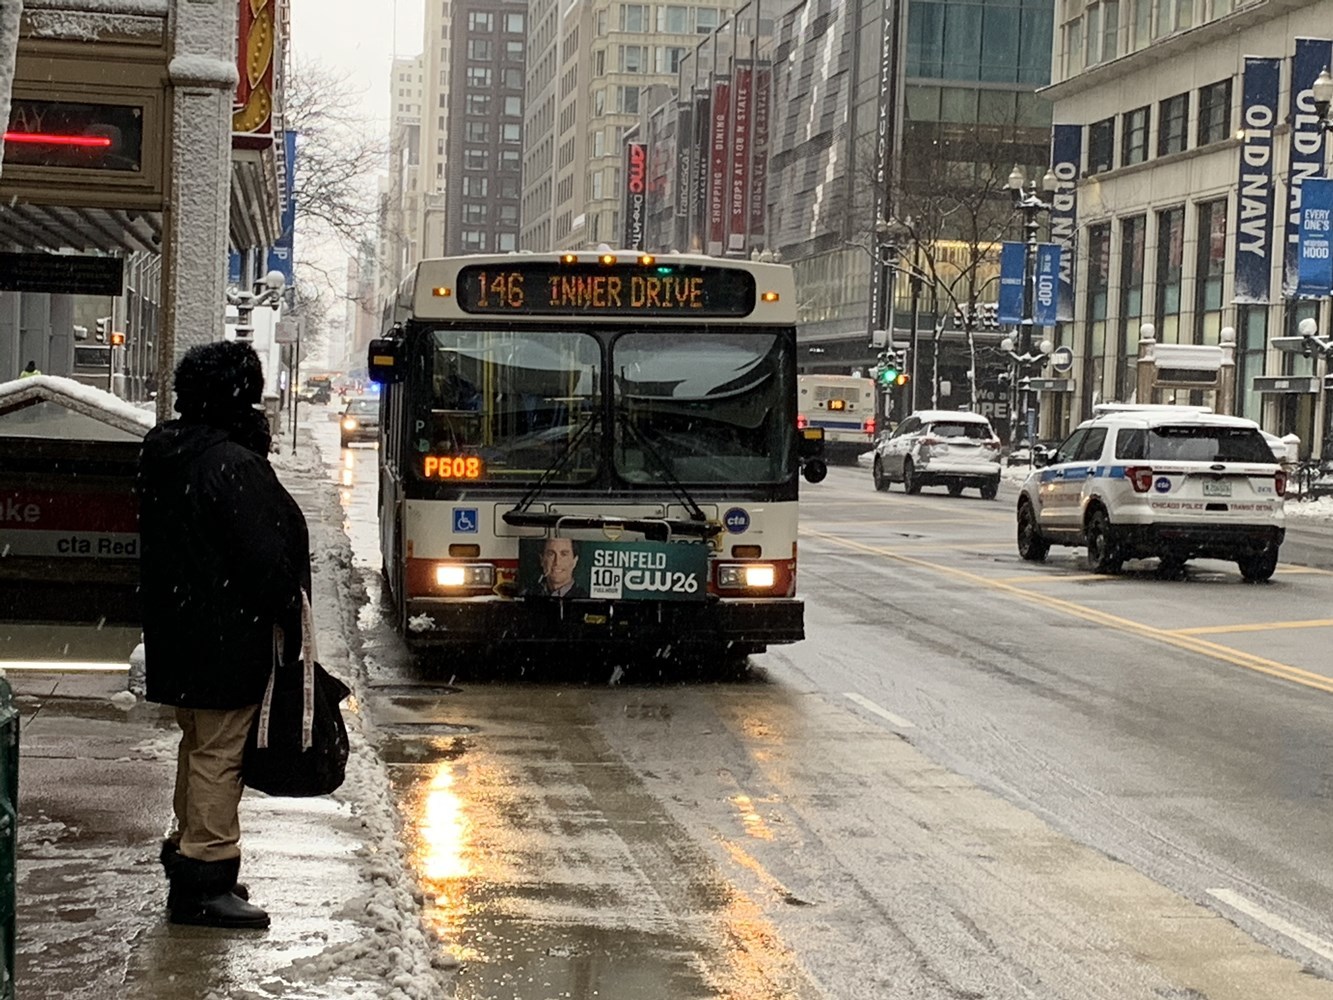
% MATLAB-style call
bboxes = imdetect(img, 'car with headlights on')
[340,396,380,448]
[1015,405,1285,580]
[872,410,1001,498]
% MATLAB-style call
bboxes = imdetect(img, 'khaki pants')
[171,705,259,863]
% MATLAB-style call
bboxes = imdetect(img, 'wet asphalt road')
[322,414,1333,1000]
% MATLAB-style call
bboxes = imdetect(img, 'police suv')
[1015,405,1285,581]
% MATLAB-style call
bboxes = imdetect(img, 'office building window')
[620,4,648,31]
[505,13,524,33]
[620,45,644,73]
[465,122,490,142]
[1154,205,1185,343]
[502,123,521,143]
[1122,106,1149,166]
[468,39,492,61]
[696,8,719,33]
[501,150,521,169]
[467,67,492,87]
[463,176,489,198]
[462,230,486,251]
[1088,118,1114,174]
[504,96,522,117]
[467,12,493,32]
[1158,93,1188,155]
[619,86,640,113]
[1118,215,1146,399]
[1085,223,1112,404]
[466,94,490,115]
[465,147,488,170]
[497,232,517,252]
[1195,199,1227,343]
[1197,78,1231,146]
[658,5,689,32]
[463,203,488,224]
[504,68,523,89]
[507,40,523,58]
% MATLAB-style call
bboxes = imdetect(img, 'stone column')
[157,0,238,421]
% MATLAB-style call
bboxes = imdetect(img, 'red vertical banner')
[749,62,771,244]
[727,63,753,256]
[708,78,731,257]
[622,141,647,250]
[233,0,276,147]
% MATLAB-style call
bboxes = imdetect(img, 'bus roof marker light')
[432,286,452,297]
[599,253,617,266]
[761,291,781,303]
[638,254,656,266]
[561,253,578,264]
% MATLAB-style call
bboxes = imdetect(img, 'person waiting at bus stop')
[138,340,311,930]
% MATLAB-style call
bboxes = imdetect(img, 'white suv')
[1015,406,1285,581]
[873,410,1002,499]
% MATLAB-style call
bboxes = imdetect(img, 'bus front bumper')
[403,596,805,649]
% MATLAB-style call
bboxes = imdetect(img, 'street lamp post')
[1006,165,1059,446]
[998,335,1055,456]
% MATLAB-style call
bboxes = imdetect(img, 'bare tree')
[284,59,386,256]
[846,115,1050,408]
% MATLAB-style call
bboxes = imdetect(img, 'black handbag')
[243,591,351,797]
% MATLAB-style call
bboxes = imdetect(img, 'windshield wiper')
[614,407,709,525]
[509,409,601,515]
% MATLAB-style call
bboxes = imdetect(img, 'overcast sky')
[291,0,425,130]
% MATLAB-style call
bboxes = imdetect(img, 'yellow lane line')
[1170,619,1333,636]
[988,574,1111,585]
[802,527,1333,697]
[1274,565,1333,576]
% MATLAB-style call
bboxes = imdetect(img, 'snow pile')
[0,374,155,436]
[25,10,163,40]
[1285,496,1333,522]
[26,0,168,12]
[282,438,456,998]
[271,445,324,477]
[168,54,239,87]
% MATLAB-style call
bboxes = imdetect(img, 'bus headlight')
[718,564,777,590]
[435,563,496,588]
[342,418,358,430]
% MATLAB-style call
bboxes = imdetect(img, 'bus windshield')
[613,332,793,485]
[417,329,602,483]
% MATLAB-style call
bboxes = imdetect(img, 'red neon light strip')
[3,131,112,148]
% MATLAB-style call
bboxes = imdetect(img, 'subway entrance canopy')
[0,4,282,257]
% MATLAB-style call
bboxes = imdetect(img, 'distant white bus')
[797,374,875,462]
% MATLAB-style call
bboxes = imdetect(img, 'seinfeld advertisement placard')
[518,537,708,601]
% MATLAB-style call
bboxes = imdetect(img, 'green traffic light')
[879,367,899,385]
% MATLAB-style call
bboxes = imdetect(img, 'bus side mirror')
[803,458,828,484]
[367,338,405,384]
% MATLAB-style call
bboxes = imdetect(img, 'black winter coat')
[138,420,311,709]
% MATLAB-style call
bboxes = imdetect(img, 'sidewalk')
[13,428,453,999]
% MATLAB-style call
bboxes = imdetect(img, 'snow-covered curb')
[282,436,456,998]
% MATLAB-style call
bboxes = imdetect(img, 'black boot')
[160,839,249,900]
[167,856,269,930]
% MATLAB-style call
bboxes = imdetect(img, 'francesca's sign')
[0,488,138,559]
[518,538,708,602]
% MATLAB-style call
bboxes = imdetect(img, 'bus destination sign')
[455,263,756,317]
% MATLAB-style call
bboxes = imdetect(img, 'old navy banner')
[1297,177,1333,297]
[622,141,648,250]
[1235,56,1280,303]
[1284,37,1333,296]
[997,242,1026,325]
[1033,243,1061,327]
[1048,125,1081,322]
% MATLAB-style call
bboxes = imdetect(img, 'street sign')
[1269,337,1308,353]
[1025,378,1073,392]
[1049,345,1074,373]
[998,242,1025,324]
[1253,375,1319,394]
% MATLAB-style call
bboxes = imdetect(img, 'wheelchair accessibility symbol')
[452,507,479,533]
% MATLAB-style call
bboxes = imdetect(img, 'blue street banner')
[227,252,243,285]
[1049,124,1081,321]
[1297,177,1333,297]
[1033,243,1061,327]
[1284,37,1333,296]
[1234,56,1280,303]
[997,241,1026,325]
[266,130,297,286]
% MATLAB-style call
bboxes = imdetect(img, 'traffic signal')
[875,354,900,386]
[893,372,910,387]
[109,331,125,346]
[94,317,110,343]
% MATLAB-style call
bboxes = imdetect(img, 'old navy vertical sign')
[997,242,1026,325]
[1033,244,1061,327]
[1297,177,1333,297]
[1235,56,1280,304]
[1049,125,1081,322]
[1284,37,1333,296]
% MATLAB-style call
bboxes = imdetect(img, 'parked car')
[340,396,380,448]
[872,410,1002,499]
[1015,404,1285,581]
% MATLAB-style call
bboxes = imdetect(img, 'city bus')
[797,374,875,463]
[367,251,823,661]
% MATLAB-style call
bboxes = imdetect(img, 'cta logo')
[723,507,750,534]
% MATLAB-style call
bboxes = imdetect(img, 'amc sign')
[622,141,647,251]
